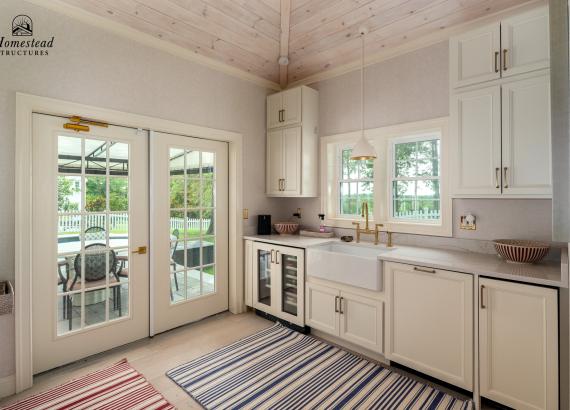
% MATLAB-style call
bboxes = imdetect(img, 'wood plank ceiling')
[59,0,535,88]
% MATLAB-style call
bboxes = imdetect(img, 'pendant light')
[350,27,377,161]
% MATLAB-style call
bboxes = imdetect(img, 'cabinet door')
[281,88,302,126]
[450,23,501,88]
[339,291,383,353]
[252,242,277,315]
[386,262,473,390]
[501,7,549,78]
[275,245,304,326]
[501,75,551,196]
[266,129,283,195]
[267,93,282,129]
[306,282,339,336]
[451,85,502,196]
[479,278,558,410]
[281,127,302,196]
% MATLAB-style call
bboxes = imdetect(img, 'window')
[338,147,374,217]
[390,134,441,222]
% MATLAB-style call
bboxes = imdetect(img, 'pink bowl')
[494,239,550,264]
[274,222,299,235]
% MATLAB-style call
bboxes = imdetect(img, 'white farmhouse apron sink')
[306,242,393,291]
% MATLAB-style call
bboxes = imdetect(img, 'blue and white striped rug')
[167,323,474,409]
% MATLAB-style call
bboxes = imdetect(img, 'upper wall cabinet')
[266,86,319,197]
[450,6,549,89]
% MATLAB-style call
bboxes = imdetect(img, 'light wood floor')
[0,311,272,409]
[0,311,499,409]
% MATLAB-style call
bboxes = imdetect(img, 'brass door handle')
[494,51,499,73]
[480,285,486,309]
[503,167,509,189]
[132,246,147,255]
[503,49,508,71]
[495,167,500,189]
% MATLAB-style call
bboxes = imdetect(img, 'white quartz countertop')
[244,234,569,288]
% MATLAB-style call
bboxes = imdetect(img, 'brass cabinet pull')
[480,285,486,309]
[275,250,280,264]
[413,266,436,274]
[334,296,339,313]
[495,167,500,189]
[503,167,509,189]
[503,49,508,71]
[270,249,275,263]
[494,51,500,73]
[278,109,282,122]
[339,297,344,314]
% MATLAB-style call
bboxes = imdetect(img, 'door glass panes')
[57,135,130,336]
[282,255,298,316]
[169,148,217,304]
[258,250,271,307]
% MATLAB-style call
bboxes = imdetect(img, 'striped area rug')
[3,359,174,410]
[167,324,473,409]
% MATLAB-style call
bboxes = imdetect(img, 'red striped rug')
[2,359,174,410]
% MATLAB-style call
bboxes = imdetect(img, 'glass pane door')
[281,254,298,316]
[57,136,130,335]
[257,250,272,306]
[169,148,217,303]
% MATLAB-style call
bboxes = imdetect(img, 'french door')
[151,131,229,334]
[32,114,149,374]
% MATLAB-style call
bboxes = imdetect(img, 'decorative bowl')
[274,222,299,235]
[494,239,550,264]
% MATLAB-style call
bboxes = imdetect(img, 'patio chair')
[65,244,119,331]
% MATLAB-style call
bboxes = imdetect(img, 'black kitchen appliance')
[257,215,272,235]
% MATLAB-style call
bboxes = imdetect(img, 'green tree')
[58,177,79,212]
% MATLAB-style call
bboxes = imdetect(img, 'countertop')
[244,234,569,288]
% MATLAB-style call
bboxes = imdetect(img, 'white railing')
[393,209,440,220]
[58,214,212,233]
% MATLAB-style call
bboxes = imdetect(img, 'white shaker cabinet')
[451,72,551,197]
[501,75,551,195]
[451,85,502,196]
[479,278,558,410]
[305,281,383,354]
[385,262,473,390]
[266,86,318,197]
[450,23,501,88]
[501,7,550,78]
[450,6,549,89]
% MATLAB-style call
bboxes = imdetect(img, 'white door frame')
[14,92,245,392]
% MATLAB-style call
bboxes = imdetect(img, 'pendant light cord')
[361,33,364,138]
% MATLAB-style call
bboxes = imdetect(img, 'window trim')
[388,132,442,225]
[320,117,451,237]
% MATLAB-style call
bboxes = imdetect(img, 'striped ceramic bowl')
[494,239,550,264]
[274,222,299,235]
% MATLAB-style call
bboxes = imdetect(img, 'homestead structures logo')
[12,15,32,36]
[1,15,55,56]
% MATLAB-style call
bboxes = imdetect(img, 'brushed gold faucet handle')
[352,222,361,229]
[375,223,384,229]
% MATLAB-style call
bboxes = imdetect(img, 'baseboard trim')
[0,375,16,399]
[310,329,389,365]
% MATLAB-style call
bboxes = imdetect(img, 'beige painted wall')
[0,0,280,282]
[280,42,554,244]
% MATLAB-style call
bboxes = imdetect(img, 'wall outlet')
[460,213,476,230]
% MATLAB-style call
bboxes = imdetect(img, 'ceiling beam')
[280,0,291,88]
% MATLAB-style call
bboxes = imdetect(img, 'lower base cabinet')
[479,278,558,410]
[306,281,383,354]
[385,262,474,391]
